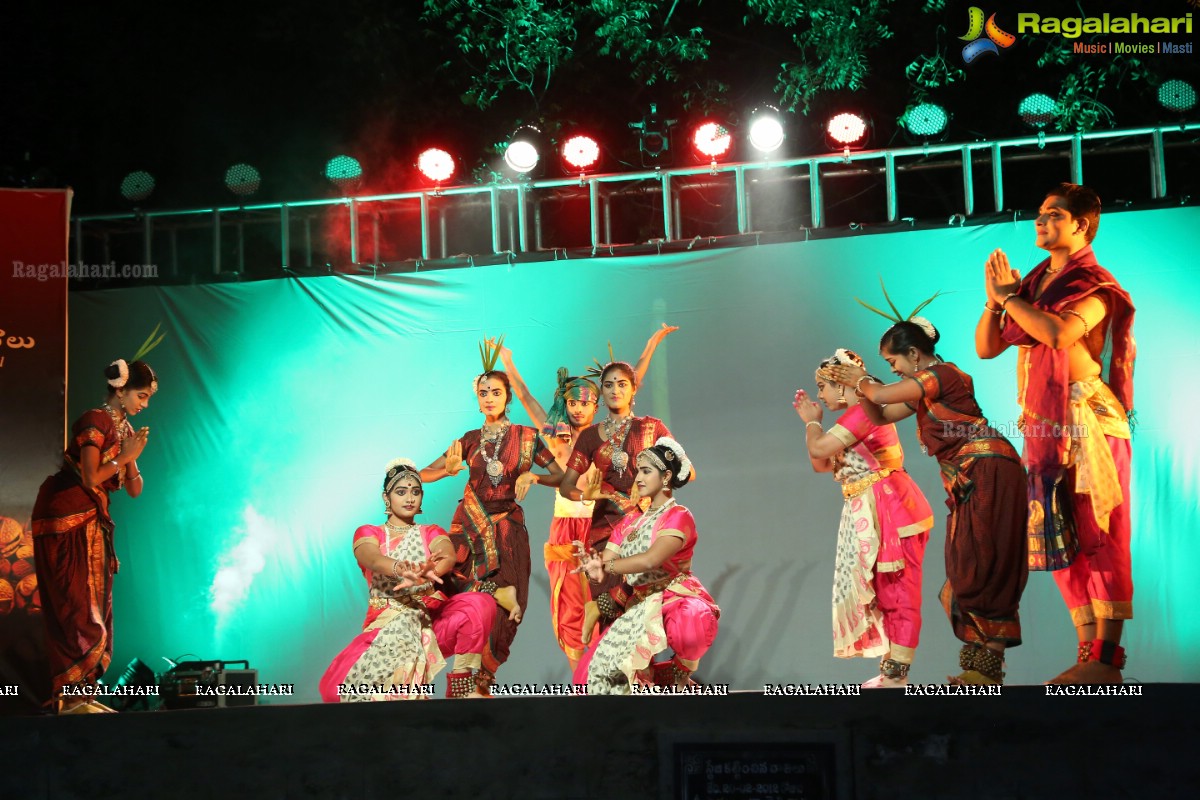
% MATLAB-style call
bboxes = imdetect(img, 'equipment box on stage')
[160,660,258,710]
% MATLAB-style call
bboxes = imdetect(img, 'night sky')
[2,1,1196,217]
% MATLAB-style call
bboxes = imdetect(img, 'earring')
[384,503,391,516]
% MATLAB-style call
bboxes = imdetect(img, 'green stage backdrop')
[62,207,1200,699]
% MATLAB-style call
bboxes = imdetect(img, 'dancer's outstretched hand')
[827,363,865,387]
[514,471,538,501]
[582,468,612,502]
[985,248,1022,304]
[443,441,464,475]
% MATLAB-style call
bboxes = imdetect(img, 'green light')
[120,170,155,203]
[903,103,949,138]
[1158,79,1196,113]
[324,155,363,194]
[225,163,261,197]
[1018,94,1058,129]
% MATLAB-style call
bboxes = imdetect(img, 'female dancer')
[319,460,494,700]
[31,356,156,714]
[577,438,719,694]
[794,348,934,687]
[498,325,677,670]
[829,319,1028,685]
[558,358,672,642]
[420,344,565,690]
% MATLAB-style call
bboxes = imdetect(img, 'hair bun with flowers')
[106,359,130,388]
[654,436,692,481]
[909,316,939,342]
[386,458,418,473]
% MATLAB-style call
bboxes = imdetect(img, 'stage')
[0,686,1193,799]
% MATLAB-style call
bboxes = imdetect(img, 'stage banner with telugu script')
[0,187,71,713]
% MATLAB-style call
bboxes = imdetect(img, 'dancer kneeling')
[794,349,934,687]
[319,460,494,701]
[576,438,719,694]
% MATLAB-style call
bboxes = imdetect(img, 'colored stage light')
[691,122,732,161]
[1018,93,1059,129]
[629,103,677,166]
[225,163,261,197]
[1158,79,1197,113]
[417,148,456,183]
[902,103,949,138]
[504,126,542,174]
[120,170,155,203]
[748,107,785,154]
[826,113,869,147]
[325,155,363,193]
[561,134,600,173]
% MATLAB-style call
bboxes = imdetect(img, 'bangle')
[604,559,618,575]
[985,302,1003,315]
[129,471,142,480]
[855,375,875,392]
[391,560,403,579]
[1000,292,1019,309]
[805,421,822,431]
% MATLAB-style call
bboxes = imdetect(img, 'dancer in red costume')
[420,339,564,691]
[498,325,676,671]
[975,183,1136,684]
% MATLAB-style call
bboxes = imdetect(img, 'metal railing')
[72,123,1199,278]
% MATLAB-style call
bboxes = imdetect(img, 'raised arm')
[497,342,549,429]
[419,440,464,484]
[1004,294,1106,350]
[792,390,839,472]
[633,323,679,384]
[977,250,1014,359]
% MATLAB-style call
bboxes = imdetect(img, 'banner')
[0,188,72,713]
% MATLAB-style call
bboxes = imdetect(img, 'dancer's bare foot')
[581,601,600,644]
[1047,660,1123,685]
[494,585,522,623]
[861,674,907,689]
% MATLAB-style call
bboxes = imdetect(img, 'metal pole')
[991,143,1004,212]
[673,191,682,241]
[490,186,501,254]
[1070,133,1084,185]
[589,179,600,247]
[304,216,312,268]
[348,199,359,265]
[1150,128,1167,199]
[237,221,245,273]
[420,193,431,260]
[439,208,448,259]
[808,161,823,228]
[280,204,290,271]
[517,183,529,253]
[962,145,975,216]
[661,173,673,240]
[212,210,221,275]
[373,211,381,264]
[603,196,612,244]
[735,166,748,234]
[884,152,897,222]
[534,198,543,251]
[142,215,153,274]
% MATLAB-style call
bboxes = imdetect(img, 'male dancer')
[975,183,1136,683]
[499,324,676,670]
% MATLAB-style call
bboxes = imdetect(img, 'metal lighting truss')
[73,124,1199,277]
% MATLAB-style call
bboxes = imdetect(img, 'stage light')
[120,170,155,203]
[691,121,732,163]
[503,126,542,174]
[1158,79,1197,113]
[417,148,456,184]
[902,103,949,139]
[826,112,870,149]
[560,134,600,174]
[225,163,261,197]
[747,107,785,154]
[325,155,363,193]
[629,103,678,166]
[1018,93,1059,129]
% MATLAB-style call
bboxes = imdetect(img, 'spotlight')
[416,148,456,184]
[560,133,601,174]
[1158,79,1197,114]
[109,657,158,711]
[747,107,785,154]
[1018,93,1059,129]
[120,170,155,203]
[503,126,542,175]
[325,155,363,194]
[691,121,732,163]
[224,163,261,197]
[901,102,950,140]
[629,103,678,166]
[825,112,871,150]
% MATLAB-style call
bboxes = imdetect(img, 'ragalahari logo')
[960,7,1017,63]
